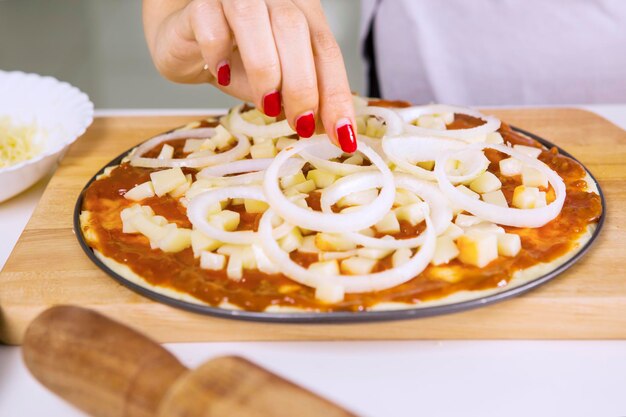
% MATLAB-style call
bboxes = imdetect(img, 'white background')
[1,105,625,416]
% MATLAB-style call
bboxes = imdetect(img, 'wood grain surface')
[1,109,625,344]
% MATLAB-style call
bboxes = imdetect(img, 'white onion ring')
[263,137,395,233]
[228,105,295,138]
[356,106,404,136]
[299,135,375,175]
[435,143,566,228]
[399,104,501,142]
[321,173,452,249]
[130,128,250,169]
[187,185,291,244]
[258,209,436,293]
[196,158,305,186]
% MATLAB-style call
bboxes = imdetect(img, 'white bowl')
[0,71,94,202]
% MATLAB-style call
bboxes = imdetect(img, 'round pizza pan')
[73,127,606,323]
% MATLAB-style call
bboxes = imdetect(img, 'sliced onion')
[130,128,250,169]
[263,137,395,233]
[228,104,295,138]
[356,106,404,136]
[299,135,375,175]
[187,185,290,244]
[434,143,566,228]
[323,173,453,249]
[383,135,464,181]
[399,104,501,142]
[320,171,381,213]
[196,158,305,186]
[258,209,436,293]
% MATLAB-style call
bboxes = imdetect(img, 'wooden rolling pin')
[22,306,355,417]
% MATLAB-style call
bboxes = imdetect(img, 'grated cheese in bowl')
[0,116,44,168]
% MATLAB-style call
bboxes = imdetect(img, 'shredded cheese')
[0,116,42,168]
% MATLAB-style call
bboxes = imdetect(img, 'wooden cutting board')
[1,109,625,345]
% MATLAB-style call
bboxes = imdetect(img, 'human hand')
[143,0,357,152]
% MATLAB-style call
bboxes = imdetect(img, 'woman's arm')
[142,0,357,152]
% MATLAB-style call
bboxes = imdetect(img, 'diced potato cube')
[499,158,523,176]
[457,232,498,268]
[455,214,484,228]
[244,199,269,214]
[356,247,393,260]
[443,223,464,240]
[200,251,226,271]
[338,189,378,208]
[456,184,480,200]
[208,210,240,231]
[158,227,192,252]
[150,168,187,197]
[438,112,455,125]
[183,138,205,153]
[252,136,271,145]
[124,181,155,201]
[315,283,345,303]
[416,161,435,171]
[486,132,504,144]
[315,233,357,251]
[299,235,319,254]
[217,244,245,256]
[536,191,547,207]
[512,186,540,209]
[394,203,426,226]
[522,166,548,188]
[344,154,364,165]
[191,230,222,258]
[226,253,244,281]
[340,256,377,275]
[151,215,168,226]
[417,115,446,130]
[431,236,460,266]
[365,117,385,138]
[276,137,297,151]
[307,169,337,189]
[157,144,174,160]
[392,248,412,267]
[231,198,244,206]
[279,227,303,253]
[240,246,257,270]
[211,125,235,150]
[469,171,502,194]
[289,179,316,194]
[199,138,217,152]
[497,233,521,257]
[482,190,508,207]
[169,174,193,198]
[252,245,278,274]
[375,212,401,234]
[394,189,422,206]
[319,251,357,261]
[280,171,306,189]
[464,222,505,235]
[130,213,166,241]
[308,260,340,276]
[250,142,276,159]
[513,144,542,158]
[356,116,367,135]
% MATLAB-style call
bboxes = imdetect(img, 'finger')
[184,0,233,86]
[222,0,283,117]
[266,0,318,138]
[293,1,356,152]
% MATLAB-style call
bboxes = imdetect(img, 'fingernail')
[262,90,281,117]
[295,112,316,138]
[217,60,230,86]
[336,118,357,153]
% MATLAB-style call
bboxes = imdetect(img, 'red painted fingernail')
[262,90,281,117]
[295,112,316,138]
[217,61,230,86]
[336,118,357,153]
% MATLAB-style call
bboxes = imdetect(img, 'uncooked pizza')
[78,97,603,314]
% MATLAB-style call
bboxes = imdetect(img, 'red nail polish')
[217,61,230,86]
[336,120,357,153]
[263,91,281,117]
[295,112,316,138]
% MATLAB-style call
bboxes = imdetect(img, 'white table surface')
[1,105,625,417]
